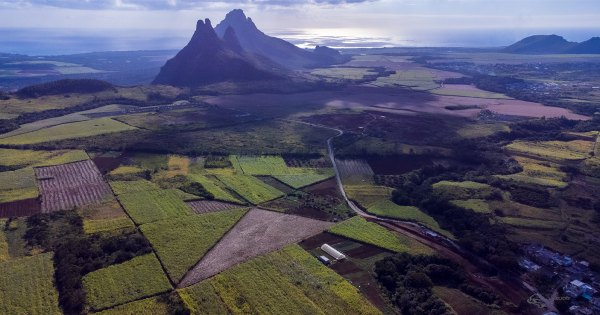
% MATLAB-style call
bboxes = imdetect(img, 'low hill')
[214,9,349,69]
[153,19,280,87]
[567,37,600,54]
[16,79,114,98]
[503,35,577,54]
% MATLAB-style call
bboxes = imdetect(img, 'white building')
[321,244,346,260]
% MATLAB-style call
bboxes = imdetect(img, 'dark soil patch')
[257,176,295,194]
[345,244,387,259]
[331,260,362,275]
[0,198,42,218]
[299,231,346,250]
[303,178,341,198]
[351,272,390,312]
[288,206,330,221]
[366,155,434,175]
[92,155,125,174]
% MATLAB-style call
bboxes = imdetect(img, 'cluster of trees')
[24,211,152,314]
[16,79,115,98]
[180,182,214,200]
[375,253,502,315]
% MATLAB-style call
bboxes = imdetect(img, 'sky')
[0,0,599,55]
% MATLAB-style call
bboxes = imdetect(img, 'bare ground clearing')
[178,208,333,287]
[35,160,113,213]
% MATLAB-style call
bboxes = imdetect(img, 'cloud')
[0,0,377,10]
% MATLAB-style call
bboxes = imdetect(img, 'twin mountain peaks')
[154,9,348,87]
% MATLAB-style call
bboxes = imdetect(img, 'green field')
[346,185,394,209]
[329,216,432,254]
[95,296,170,315]
[83,253,172,311]
[450,199,492,214]
[0,118,136,145]
[235,155,332,175]
[179,245,380,315]
[0,167,38,203]
[456,123,509,139]
[140,208,247,283]
[0,219,8,262]
[367,69,439,90]
[216,175,285,204]
[495,156,568,188]
[0,252,62,315]
[432,180,493,200]
[498,217,565,230]
[366,200,454,239]
[0,148,88,167]
[110,180,161,195]
[187,174,243,203]
[430,86,510,99]
[83,217,135,234]
[118,189,193,225]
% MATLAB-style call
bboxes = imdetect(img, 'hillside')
[214,9,348,69]
[153,19,279,87]
[568,37,600,54]
[503,35,577,54]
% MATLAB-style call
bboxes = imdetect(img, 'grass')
[367,200,454,239]
[216,175,285,205]
[167,155,190,177]
[179,282,229,315]
[0,252,62,315]
[82,253,172,311]
[329,216,430,253]
[109,180,160,195]
[498,217,565,230]
[118,190,193,225]
[140,208,247,283]
[495,155,568,188]
[582,156,600,178]
[0,118,137,145]
[456,123,510,139]
[0,219,8,262]
[506,140,594,161]
[129,153,169,170]
[311,67,379,80]
[0,167,38,203]
[431,86,510,99]
[179,244,380,315]
[187,174,243,203]
[432,180,493,200]
[367,69,439,90]
[450,199,492,214]
[433,286,506,315]
[346,185,394,209]
[83,217,135,234]
[95,296,170,315]
[0,148,88,167]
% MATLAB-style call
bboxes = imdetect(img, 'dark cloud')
[1,0,376,10]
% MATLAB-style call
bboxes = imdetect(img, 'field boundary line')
[176,207,253,288]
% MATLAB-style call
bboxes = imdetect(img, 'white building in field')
[321,244,346,260]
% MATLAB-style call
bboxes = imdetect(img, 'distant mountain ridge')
[214,9,349,68]
[153,18,280,87]
[504,35,600,54]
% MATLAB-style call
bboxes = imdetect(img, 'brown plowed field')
[35,160,113,213]
[186,200,241,214]
[178,208,333,287]
[0,198,41,218]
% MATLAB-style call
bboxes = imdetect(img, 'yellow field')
[0,118,137,145]
[506,140,594,161]
[495,156,568,188]
[167,155,190,177]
